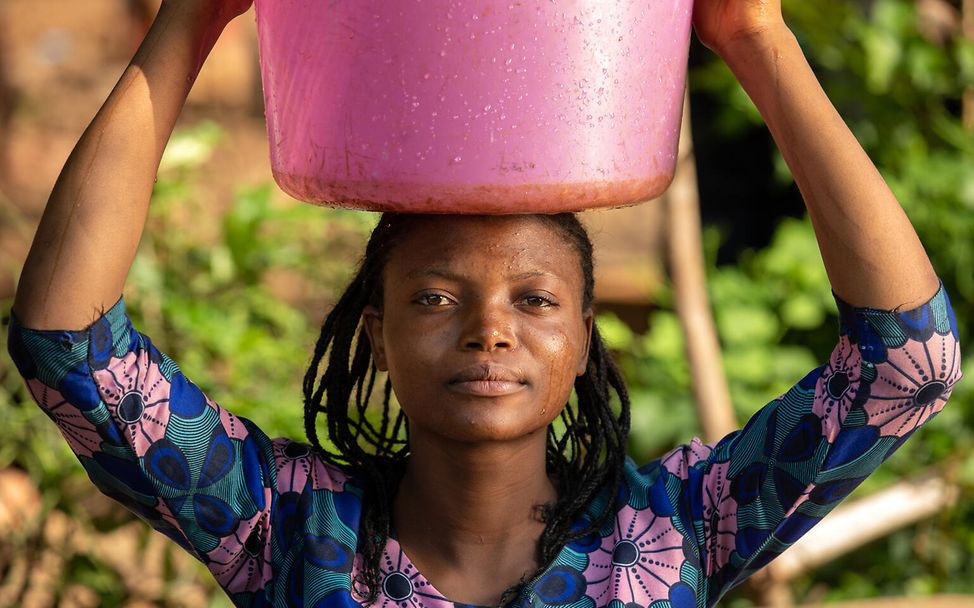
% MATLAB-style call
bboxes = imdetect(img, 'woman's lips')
[449,380,527,397]
[448,364,527,397]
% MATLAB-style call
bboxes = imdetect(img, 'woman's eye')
[521,295,554,307]
[418,294,451,306]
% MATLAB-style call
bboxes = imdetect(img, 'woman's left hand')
[692,0,785,56]
[695,0,939,310]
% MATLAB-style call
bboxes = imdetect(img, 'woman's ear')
[576,309,594,376]
[362,305,388,371]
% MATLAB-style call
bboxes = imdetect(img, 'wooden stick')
[764,474,959,583]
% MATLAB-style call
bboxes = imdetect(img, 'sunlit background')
[0,0,972,606]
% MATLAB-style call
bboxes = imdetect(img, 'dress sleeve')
[654,283,962,602]
[6,298,349,600]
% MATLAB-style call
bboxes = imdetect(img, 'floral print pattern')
[6,284,961,608]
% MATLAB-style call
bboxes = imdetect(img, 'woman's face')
[363,215,593,445]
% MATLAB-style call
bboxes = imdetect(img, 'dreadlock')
[302,213,631,604]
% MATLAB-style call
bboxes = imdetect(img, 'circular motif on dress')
[283,441,311,459]
[915,380,946,406]
[611,540,640,567]
[244,529,263,557]
[382,571,413,601]
[535,566,586,604]
[118,392,145,424]
[826,371,851,400]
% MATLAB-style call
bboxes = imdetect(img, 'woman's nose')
[460,301,517,351]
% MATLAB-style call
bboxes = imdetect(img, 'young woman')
[7,0,962,606]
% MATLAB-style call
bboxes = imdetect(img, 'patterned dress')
[7,284,961,608]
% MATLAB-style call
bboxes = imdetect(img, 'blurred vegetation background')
[0,0,972,606]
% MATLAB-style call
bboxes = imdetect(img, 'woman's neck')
[392,426,556,604]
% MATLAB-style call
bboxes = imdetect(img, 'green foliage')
[605,217,831,462]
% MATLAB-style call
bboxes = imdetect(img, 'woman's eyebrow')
[402,268,557,281]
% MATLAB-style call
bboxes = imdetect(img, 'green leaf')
[596,312,635,351]
[717,305,780,346]
[158,121,223,172]
[861,27,901,93]
[780,292,827,329]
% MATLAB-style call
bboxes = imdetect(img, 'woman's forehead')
[384,215,583,279]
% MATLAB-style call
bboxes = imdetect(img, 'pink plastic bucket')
[254,1,694,213]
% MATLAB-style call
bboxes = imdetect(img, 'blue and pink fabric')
[7,284,961,607]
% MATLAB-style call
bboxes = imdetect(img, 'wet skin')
[363,215,593,445]
[362,215,594,603]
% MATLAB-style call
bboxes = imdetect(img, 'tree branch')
[764,474,959,583]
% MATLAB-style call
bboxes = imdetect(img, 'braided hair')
[302,213,631,603]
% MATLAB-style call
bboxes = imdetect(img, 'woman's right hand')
[157,0,253,45]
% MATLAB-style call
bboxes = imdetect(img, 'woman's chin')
[418,406,560,445]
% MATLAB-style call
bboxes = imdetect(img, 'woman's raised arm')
[694,0,940,310]
[12,0,252,330]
